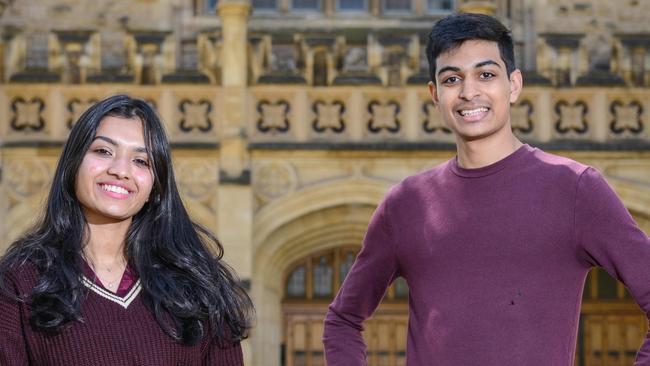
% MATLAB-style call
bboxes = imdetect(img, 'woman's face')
[75,116,154,225]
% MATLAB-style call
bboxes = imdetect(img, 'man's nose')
[459,78,480,100]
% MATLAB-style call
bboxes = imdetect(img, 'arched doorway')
[281,246,408,366]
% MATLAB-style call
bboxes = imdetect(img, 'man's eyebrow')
[93,136,147,153]
[437,66,461,76]
[475,60,501,69]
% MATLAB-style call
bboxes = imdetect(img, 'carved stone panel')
[512,99,535,135]
[609,100,645,138]
[253,161,297,206]
[175,157,219,229]
[10,97,45,133]
[421,100,452,139]
[67,98,98,129]
[553,99,590,138]
[179,99,213,133]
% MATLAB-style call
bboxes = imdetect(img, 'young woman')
[0,95,253,365]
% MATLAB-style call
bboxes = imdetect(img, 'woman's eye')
[134,158,150,167]
[93,148,111,156]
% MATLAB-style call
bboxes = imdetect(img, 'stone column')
[457,0,497,15]
[218,0,251,178]
[216,2,254,365]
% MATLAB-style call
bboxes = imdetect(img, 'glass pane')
[338,0,365,11]
[293,351,307,366]
[271,45,297,72]
[180,41,199,70]
[287,266,306,298]
[343,46,368,71]
[384,0,411,11]
[26,33,49,69]
[253,0,278,10]
[204,0,218,13]
[339,251,355,284]
[313,256,333,298]
[427,0,452,11]
[293,0,320,10]
[596,268,618,299]
[394,277,409,299]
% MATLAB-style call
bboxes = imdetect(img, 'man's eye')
[443,76,460,84]
[480,72,495,79]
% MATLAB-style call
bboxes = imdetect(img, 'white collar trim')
[81,276,142,309]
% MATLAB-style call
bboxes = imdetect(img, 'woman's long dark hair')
[0,94,253,345]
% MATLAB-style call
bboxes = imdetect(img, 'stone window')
[25,33,49,70]
[337,0,366,11]
[291,0,320,11]
[383,0,411,12]
[253,0,278,11]
[426,0,453,11]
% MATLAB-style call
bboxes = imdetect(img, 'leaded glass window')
[313,256,333,298]
[283,247,407,301]
[427,0,453,11]
[25,33,49,69]
[292,0,320,11]
[337,0,365,11]
[204,0,218,13]
[253,0,278,10]
[394,277,409,299]
[287,266,306,298]
[383,0,411,12]
[339,251,355,283]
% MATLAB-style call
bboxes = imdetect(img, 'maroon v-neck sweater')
[323,145,650,365]
[0,265,244,365]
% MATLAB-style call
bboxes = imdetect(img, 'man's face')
[428,39,522,143]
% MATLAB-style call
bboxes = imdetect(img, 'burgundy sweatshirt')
[323,145,650,365]
[0,264,244,366]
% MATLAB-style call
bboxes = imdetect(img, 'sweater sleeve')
[574,168,650,365]
[202,338,244,366]
[323,196,400,366]
[0,272,30,366]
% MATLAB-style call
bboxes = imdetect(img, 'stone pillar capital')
[457,0,496,16]
[217,0,252,17]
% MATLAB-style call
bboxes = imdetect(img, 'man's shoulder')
[384,159,452,200]
[526,147,590,179]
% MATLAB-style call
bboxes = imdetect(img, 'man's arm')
[323,197,400,366]
[574,168,650,365]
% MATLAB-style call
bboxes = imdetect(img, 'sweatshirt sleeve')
[574,167,650,365]
[323,195,400,366]
[0,272,31,366]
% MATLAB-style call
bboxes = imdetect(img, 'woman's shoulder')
[0,260,39,296]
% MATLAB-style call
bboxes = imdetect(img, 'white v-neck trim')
[81,276,142,309]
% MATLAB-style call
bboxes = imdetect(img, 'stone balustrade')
[1,84,648,149]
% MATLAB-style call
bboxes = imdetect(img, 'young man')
[323,13,650,365]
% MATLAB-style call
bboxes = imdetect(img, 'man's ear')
[509,69,523,104]
[428,81,439,108]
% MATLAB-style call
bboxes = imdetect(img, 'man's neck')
[455,133,523,169]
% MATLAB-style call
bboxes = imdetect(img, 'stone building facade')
[1,0,649,365]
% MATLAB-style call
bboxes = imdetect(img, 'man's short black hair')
[426,13,516,83]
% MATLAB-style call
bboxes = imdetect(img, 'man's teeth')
[460,107,488,116]
[101,184,129,194]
